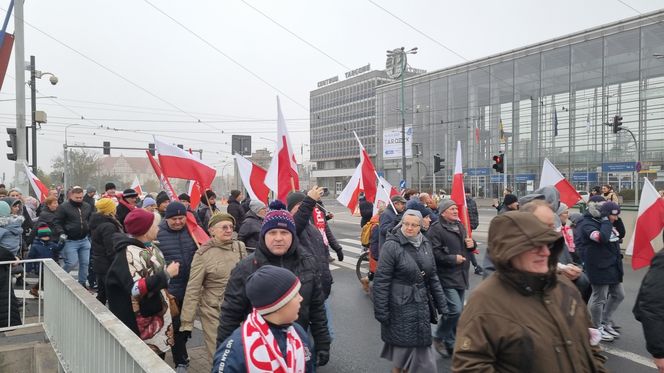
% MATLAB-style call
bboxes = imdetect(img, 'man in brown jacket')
[453,211,607,373]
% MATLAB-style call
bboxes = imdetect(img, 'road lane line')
[339,238,363,246]
[602,346,656,368]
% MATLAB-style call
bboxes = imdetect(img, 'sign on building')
[383,126,413,159]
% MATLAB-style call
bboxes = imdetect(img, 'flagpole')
[353,130,397,213]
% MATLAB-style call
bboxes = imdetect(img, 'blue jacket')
[156,220,197,300]
[212,321,314,373]
[0,216,24,255]
[577,214,623,285]
[378,206,399,250]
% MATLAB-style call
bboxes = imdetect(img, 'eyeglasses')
[402,223,420,228]
[215,225,234,231]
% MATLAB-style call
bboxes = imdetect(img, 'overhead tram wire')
[142,0,308,112]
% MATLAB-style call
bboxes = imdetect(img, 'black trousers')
[96,274,107,305]
[469,251,479,268]
[171,298,189,366]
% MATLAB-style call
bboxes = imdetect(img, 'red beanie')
[124,209,155,237]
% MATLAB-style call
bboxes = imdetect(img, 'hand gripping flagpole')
[352,131,397,214]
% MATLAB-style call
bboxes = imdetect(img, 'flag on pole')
[24,164,48,202]
[187,180,202,210]
[337,165,363,213]
[499,119,505,144]
[265,97,300,203]
[450,141,471,236]
[373,176,398,216]
[352,131,378,203]
[539,158,582,207]
[626,178,664,270]
[474,120,480,144]
[154,137,216,190]
[235,153,270,203]
[0,3,15,92]
[130,176,143,196]
[553,109,559,137]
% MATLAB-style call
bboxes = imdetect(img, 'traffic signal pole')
[503,138,508,193]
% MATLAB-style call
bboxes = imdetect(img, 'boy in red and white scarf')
[212,265,314,373]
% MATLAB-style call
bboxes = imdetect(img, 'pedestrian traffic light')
[433,154,445,172]
[492,154,504,173]
[103,141,111,155]
[612,115,623,134]
[148,143,156,156]
[6,128,17,161]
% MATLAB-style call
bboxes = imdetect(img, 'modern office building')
[375,10,664,200]
[310,64,423,194]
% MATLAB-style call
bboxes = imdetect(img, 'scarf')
[313,207,329,247]
[118,198,136,212]
[405,231,423,248]
[561,225,575,252]
[242,309,305,373]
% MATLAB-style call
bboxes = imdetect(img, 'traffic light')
[492,154,504,173]
[612,115,623,134]
[433,154,445,172]
[103,141,111,155]
[148,143,156,156]
[6,128,16,161]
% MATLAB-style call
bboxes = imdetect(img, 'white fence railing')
[1,258,45,333]
[1,258,174,372]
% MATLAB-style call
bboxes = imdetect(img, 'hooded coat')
[453,211,607,373]
[0,215,24,256]
[237,210,262,250]
[226,197,245,232]
[215,232,330,354]
[0,246,21,328]
[575,201,623,285]
[89,212,124,276]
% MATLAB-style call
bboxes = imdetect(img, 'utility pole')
[30,55,37,173]
[13,0,27,191]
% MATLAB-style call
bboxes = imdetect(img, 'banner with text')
[383,126,413,159]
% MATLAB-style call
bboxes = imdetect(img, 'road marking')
[329,260,358,271]
[339,238,362,246]
[329,218,359,225]
[602,346,656,369]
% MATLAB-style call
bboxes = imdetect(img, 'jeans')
[324,299,335,341]
[434,288,465,348]
[588,283,625,328]
[61,237,91,286]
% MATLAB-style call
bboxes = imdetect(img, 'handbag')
[165,290,180,318]
[404,248,439,324]
[138,290,165,317]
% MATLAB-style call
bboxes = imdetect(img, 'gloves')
[335,248,344,262]
[181,330,192,340]
[316,350,330,366]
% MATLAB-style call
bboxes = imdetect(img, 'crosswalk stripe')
[342,246,364,255]
[339,238,362,246]
[330,260,358,271]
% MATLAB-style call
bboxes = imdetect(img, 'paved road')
[318,199,657,372]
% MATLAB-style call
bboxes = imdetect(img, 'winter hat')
[37,224,52,238]
[261,200,296,237]
[556,203,569,216]
[503,194,519,206]
[391,195,407,203]
[438,199,457,214]
[164,201,187,219]
[518,193,545,206]
[0,201,10,217]
[286,192,306,212]
[246,265,301,315]
[249,200,267,215]
[600,201,621,217]
[178,193,190,203]
[200,190,216,205]
[569,212,583,226]
[406,200,431,218]
[589,195,605,203]
[142,197,156,208]
[156,192,170,207]
[124,209,156,237]
[122,188,138,199]
[86,186,96,194]
[209,212,235,229]
[95,198,116,215]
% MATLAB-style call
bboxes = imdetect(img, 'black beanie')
[156,191,170,206]
[165,201,187,219]
[503,194,518,206]
[122,188,138,198]
[178,193,190,202]
[246,265,301,315]
[286,192,306,212]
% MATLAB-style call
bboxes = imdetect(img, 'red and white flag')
[626,178,664,270]
[353,132,378,203]
[539,158,582,208]
[265,97,300,203]
[154,137,216,190]
[450,141,471,236]
[130,176,143,196]
[373,176,398,216]
[337,164,363,213]
[235,153,270,203]
[474,120,480,144]
[24,164,48,202]
[187,180,202,210]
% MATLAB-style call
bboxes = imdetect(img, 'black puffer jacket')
[54,200,92,240]
[466,196,479,230]
[89,213,124,275]
[226,199,245,233]
[0,247,21,328]
[634,250,664,359]
[216,234,330,352]
[294,197,333,299]
[576,214,623,285]
[156,220,197,301]
[373,229,447,347]
[237,210,262,250]
[427,219,475,290]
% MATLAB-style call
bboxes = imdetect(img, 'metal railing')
[1,258,174,372]
[0,258,45,332]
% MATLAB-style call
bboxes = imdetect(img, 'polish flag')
[265,97,299,203]
[147,151,177,201]
[130,176,143,197]
[337,164,363,213]
[474,121,480,144]
[450,141,471,236]
[24,164,48,202]
[539,158,582,207]
[626,178,664,270]
[187,180,202,210]
[154,137,216,190]
[373,176,398,216]
[235,153,269,203]
[353,132,378,203]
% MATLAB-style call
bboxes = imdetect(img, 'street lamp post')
[27,55,58,173]
[386,46,417,188]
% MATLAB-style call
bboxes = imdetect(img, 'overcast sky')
[0,0,660,185]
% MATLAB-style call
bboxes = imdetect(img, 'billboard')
[383,126,413,159]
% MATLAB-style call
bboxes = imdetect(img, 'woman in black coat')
[89,198,124,305]
[373,209,447,373]
[0,246,21,328]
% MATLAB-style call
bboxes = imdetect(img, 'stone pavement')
[165,345,211,373]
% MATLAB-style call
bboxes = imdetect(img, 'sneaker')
[598,326,614,342]
[604,324,620,338]
[360,276,370,293]
[175,365,188,373]
[433,339,450,359]
[29,287,40,298]
[607,321,621,330]
[474,267,484,275]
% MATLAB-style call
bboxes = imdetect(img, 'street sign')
[572,172,598,182]
[231,135,252,156]
[602,162,636,172]
[467,168,490,176]
[400,179,406,189]
[514,173,536,182]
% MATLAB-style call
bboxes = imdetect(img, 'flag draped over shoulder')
[265,97,299,202]
[626,178,664,270]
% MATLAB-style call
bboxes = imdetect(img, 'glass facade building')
[376,10,664,199]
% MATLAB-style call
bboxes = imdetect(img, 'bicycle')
[355,246,370,282]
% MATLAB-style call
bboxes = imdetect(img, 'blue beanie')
[261,200,296,237]
[246,265,301,315]
[165,201,187,218]
[0,201,9,217]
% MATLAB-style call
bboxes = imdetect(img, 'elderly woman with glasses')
[179,213,247,359]
[373,209,448,373]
